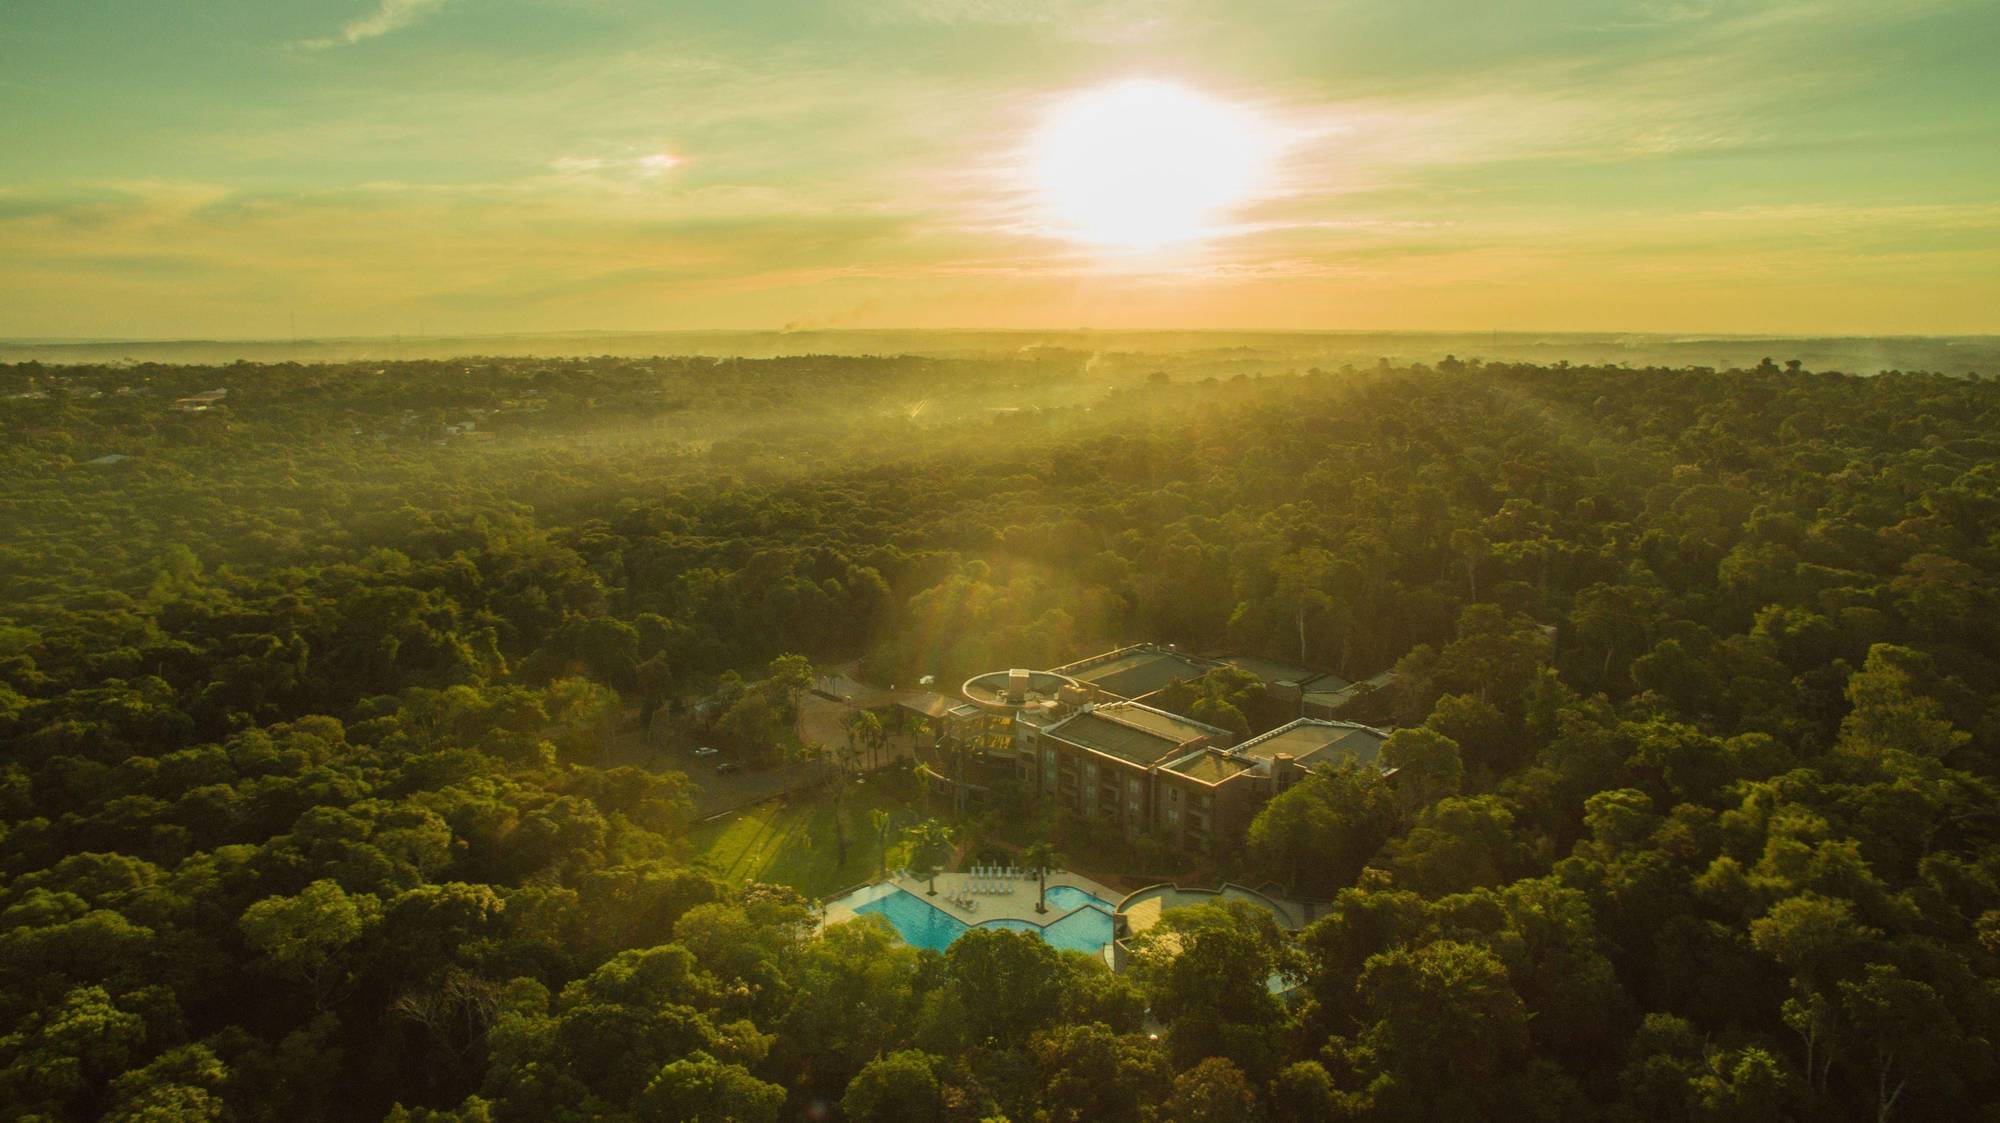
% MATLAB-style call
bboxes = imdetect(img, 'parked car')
[713,761,741,775]
[692,746,719,758]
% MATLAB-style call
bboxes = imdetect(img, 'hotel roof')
[1301,670,1396,709]
[1042,702,1229,766]
[1220,656,1342,689]
[1234,719,1389,770]
[1058,647,1218,700]
[1164,749,1258,784]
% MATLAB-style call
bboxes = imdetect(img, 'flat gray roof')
[1042,703,1225,766]
[1045,711,1185,765]
[1066,649,1215,699]
[1235,719,1388,770]
[1220,655,1330,688]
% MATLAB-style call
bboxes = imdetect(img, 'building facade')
[948,644,1397,851]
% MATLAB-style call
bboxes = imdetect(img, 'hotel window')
[1166,807,1180,825]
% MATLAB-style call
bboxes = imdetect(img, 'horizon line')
[7,327,1999,347]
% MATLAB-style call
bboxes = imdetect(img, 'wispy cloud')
[551,152,685,180]
[301,0,451,49]
[853,0,1191,43]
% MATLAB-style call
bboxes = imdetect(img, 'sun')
[1030,79,1277,251]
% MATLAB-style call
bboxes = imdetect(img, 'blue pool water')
[1043,884,1114,911]
[851,887,1118,956]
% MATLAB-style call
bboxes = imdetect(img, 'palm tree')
[847,709,884,770]
[870,808,894,876]
[1021,840,1060,915]
[910,818,956,897]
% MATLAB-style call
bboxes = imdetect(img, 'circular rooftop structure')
[961,668,1083,713]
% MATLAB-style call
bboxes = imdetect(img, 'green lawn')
[691,781,928,899]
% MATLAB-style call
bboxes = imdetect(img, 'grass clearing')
[691,779,928,899]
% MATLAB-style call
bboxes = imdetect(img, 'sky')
[3,0,1997,339]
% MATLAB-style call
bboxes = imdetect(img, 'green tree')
[239,878,381,1010]
[1348,940,1531,1117]
[1129,901,1289,1075]
[1266,1060,1338,1123]
[1385,795,1523,895]
[942,927,1066,1043]
[1836,644,1969,761]
[1380,726,1463,811]
[840,1050,943,1123]
[1162,1056,1259,1123]
[1245,760,1398,896]
[1031,1022,1172,1123]
[103,1044,231,1123]
[637,1051,784,1123]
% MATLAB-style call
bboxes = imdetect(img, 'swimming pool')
[1042,884,1113,911]
[847,886,1118,955]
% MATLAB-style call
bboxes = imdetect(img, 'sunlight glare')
[1031,79,1277,251]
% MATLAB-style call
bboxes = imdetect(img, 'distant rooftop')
[1301,669,1396,708]
[1220,655,1340,689]
[1054,644,1219,700]
[1235,719,1390,771]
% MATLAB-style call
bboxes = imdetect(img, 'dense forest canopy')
[2,351,1998,1121]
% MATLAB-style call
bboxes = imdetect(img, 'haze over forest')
[5,330,1996,378]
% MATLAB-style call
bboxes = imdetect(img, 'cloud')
[551,152,684,178]
[546,152,687,189]
[301,0,451,49]
[852,0,1190,42]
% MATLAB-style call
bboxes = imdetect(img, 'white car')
[692,746,719,758]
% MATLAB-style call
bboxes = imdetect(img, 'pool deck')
[823,867,1120,929]
[1117,882,1307,936]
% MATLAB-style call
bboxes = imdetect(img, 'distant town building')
[171,388,228,412]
